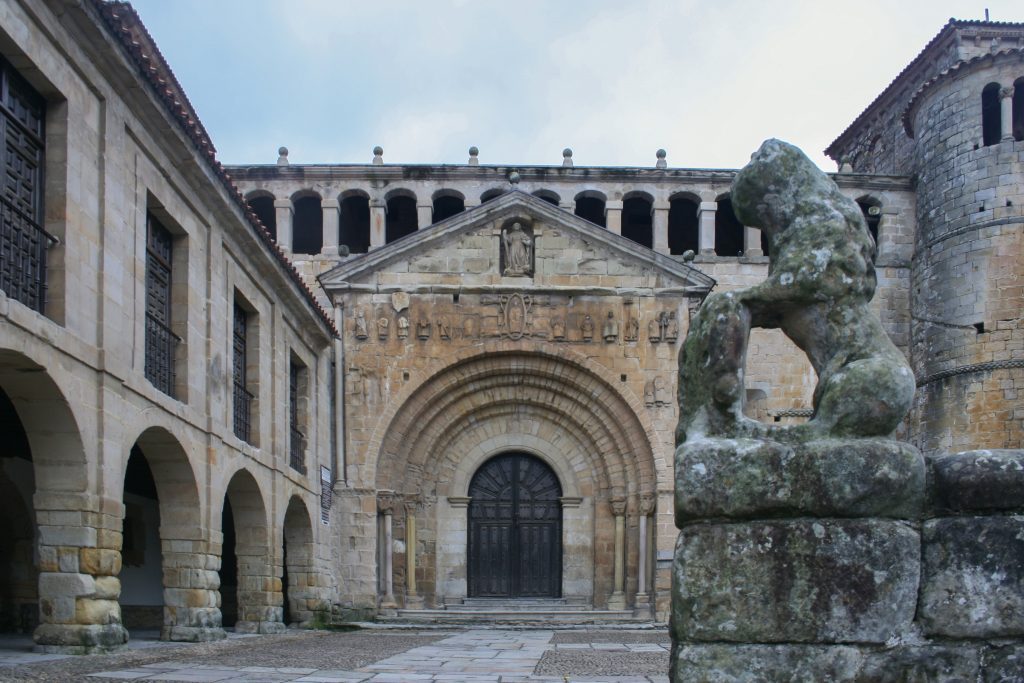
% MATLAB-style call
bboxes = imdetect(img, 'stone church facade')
[0,0,1021,651]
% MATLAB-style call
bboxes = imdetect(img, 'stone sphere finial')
[372,146,384,165]
[562,148,574,168]
[468,146,479,166]
[656,148,667,169]
[276,146,289,166]
[508,170,521,185]
[682,249,695,262]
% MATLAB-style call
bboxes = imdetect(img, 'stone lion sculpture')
[677,139,915,443]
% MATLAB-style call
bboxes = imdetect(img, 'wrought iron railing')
[289,427,307,474]
[144,313,180,396]
[233,381,254,443]
[0,195,55,313]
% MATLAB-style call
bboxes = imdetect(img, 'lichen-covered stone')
[984,644,1024,683]
[675,437,924,522]
[670,644,982,682]
[920,516,1024,638]
[672,520,919,643]
[928,449,1024,513]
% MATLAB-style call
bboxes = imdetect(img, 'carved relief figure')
[581,314,595,342]
[665,311,679,342]
[603,311,619,342]
[625,317,639,342]
[648,315,661,343]
[462,315,477,340]
[644,380,655,407]
[551,317,566,341]
[654,376,670,406]
[397,315,409,339]
[416,317,431,340]
[502,222,533,276]
[354,308,368,339]
[437,316,452,340]
[377,315,390,341]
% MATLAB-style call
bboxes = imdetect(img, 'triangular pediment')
[318,190,715,294]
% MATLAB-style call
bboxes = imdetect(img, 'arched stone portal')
[371,346,657,610]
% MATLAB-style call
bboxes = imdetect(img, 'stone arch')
[532,189,560,206]
[855,194,882,247]
[218,467,281,633]
[122,426,218,642]
[574,190,607,227]
[385,190,418,243]
[339,189,370,254]
[668,192,700,255]
[622,191,654,248]
[290,190,323,255]
[480,188,506,203]
[1014,76,1024,141]
[282,495,317,626]
[244,191,277,240]
[370,343,656,607]
[982,81,1002,146]
[714,192,744,257]
[432,189,466,223]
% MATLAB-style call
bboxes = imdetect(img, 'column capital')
[377,490,397,514]
[605,200,624,212]
[698,201,718,212]
[999,85,1015,100]
[321,198,339,209]
[639,494,656,516]
[610,497,627,517]
[273,198,293,210]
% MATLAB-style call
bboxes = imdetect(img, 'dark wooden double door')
[468,453,562,598]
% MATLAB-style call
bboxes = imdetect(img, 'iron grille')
[232,302,252,442]
[0,55,51,312]
[144,215,176,396]
[289,362,306,474]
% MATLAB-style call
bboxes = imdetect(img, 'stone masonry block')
[928,449,1024,512]
[672,519,919,643]
[920,516,1024,638]
[676,437,924,522]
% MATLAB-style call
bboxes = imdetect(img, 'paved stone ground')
[0,628,670,683]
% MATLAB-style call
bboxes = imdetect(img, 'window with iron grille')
[289,360,307,474]
[144,214,177,396]
[0,55,53,313]
[232,301,253,443]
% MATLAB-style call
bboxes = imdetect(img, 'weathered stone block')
[93,576,121,600]
[928,449,1024,512]
[676,437,924,522]
[920,516,1024,637]
[79,548,121,576]
[75,597,120,625]
[672,520,919,643]
[33,623,128,653]
[985,644,1024,682]
[670,644,982,682]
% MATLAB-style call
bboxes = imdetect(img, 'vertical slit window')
[232,302,252,443]
[145,215,177,396]
[289,361,306,474]
[982,82,1002,146]
[0,55,51,313]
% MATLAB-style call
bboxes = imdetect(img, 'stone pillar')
[369,199,387,250]
[378,491,397,613]
[404,498,423,609]
[160,528,229,641]
[274,199,293,253]
[608,497,627,610]
[635,494,655,615]
[321,199,340,256]
[32,493,129,654]
[605,201,623,235]
[652,203,670,254]
[1000,86,1015,141]
[744,226,763,257]
[697,201,716,255]
[416,202,433,230]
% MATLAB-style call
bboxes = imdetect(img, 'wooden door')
[468,453,562,598]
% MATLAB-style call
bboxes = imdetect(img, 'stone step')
[447,599,585,612]
[387,609,643,625]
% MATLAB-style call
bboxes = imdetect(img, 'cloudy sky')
[129,0,1020,170]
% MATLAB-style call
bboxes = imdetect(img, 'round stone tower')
[904,50,1024,455]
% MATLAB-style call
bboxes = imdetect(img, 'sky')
[128,0,1022,171]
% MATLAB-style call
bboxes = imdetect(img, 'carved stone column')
[608,497,627,610]
[321,198,340,256]
[377,491,397,613]
[635,494,655,614]
[652,203,670,254]
[1000,86,1015,141]
[416,202,433,230]
[404,498,424,609]
[369,199,387,250]
[744,225,764,257]
[605,200,623,235]
[697,201,717,254]
[274,198,293,253]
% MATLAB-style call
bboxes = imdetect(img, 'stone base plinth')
[162,625,227,642]
[33,623,128,654]
[235,620,286,634]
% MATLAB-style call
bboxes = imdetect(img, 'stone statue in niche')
[654,376,670,406]
[551,317,566,341]
[397,315,409,339]
[502,222,533,276]
[581,314,595,342]
[462,315,478,340]
[354,308,368,340]
[625,317,639,342]
[603,311,618,342]
[671,141,923,679]
[648,315,661,343]
[416,317,431,340]
[437,316,452,340]
[665,311,679,342]
[644,380,655,407]
[377,315,390,341]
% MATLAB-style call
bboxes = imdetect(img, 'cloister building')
[0,0,1021,651]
